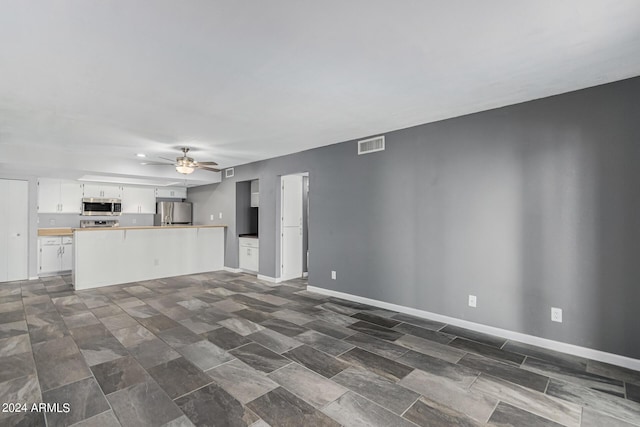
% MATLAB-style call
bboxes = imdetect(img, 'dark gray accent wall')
[189,76,640,358]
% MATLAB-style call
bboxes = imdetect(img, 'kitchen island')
[73,225,225,290]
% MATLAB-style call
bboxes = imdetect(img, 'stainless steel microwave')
[81,198,122,216]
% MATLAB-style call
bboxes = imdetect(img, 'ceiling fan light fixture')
[176,165,195,174]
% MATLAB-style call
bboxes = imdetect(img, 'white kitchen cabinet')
[239,237,259,272]
[250,180,259,207]
[38,180,61,214]
[61,237,73,271]
[39,236,73,274]
[122,186,156,214]
[155,187,187,199]
[83,183,122,199]
[38,178,83,213]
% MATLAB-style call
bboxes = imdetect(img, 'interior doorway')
[280,173,308,281]
[0,179,28,282]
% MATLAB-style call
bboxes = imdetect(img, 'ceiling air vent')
[225,168,235,178]
[358,136,385,155]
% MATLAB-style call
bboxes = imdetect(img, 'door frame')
[279,172,308,281]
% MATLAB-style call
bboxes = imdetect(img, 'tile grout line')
[41,283,116,426]
[399,394,422,418]
[11,273,640,427]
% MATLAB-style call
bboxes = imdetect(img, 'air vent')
[225,168,235,178]
[358,136,385,155]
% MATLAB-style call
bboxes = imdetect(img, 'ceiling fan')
[144,147,221,175]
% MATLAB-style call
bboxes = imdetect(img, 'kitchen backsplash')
[38,214,154,228]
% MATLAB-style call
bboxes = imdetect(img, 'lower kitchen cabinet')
[39,236,73,275]
[239,237,259,273]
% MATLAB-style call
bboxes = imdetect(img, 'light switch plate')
[468,295,477,307]
[331,271,336,280]
[551,307,563,323]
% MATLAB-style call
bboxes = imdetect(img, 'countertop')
[39,225,226,236]
[38,228,73,237]
[75,225,227,232]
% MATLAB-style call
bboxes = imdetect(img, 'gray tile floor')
[1,271,639,426]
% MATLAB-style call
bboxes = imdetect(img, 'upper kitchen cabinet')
[83,183,122,199]
[122,186,156,214]
[250,179,259,207]
[38,178,83,213]
[155,187,187,199]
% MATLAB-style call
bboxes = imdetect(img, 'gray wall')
[189,76,640,358]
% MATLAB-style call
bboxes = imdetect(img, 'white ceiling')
[1,1,640,186]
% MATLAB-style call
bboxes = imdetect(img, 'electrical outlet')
[210,214,214,221]
[219,212,223,219]
[468,295,477,308]
[132,218,137,224]
[331,271,336,280]
[551,307,563,323]
[49,219,55,226]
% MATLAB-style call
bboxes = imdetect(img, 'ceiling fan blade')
[159,157,177,162]
[195,161,218,166]
[142,161,174,166]
[196,165,221,172]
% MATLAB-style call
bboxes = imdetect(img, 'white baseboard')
[307,285,640,371]
[223,267,242,273]
[302,272,309,278]
[258,274,282,284]
[29,276,39,281]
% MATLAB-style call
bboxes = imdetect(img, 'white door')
[281,175,303,281]
[1,179,28,282]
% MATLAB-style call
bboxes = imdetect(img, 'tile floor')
[1,271,640,426]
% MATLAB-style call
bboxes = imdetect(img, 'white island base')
[73,226,225,290]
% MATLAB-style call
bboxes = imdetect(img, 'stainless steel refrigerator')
[154,202,192,226]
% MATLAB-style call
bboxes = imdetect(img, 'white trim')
[302,272,309,278]
[307,285,640,371]
[258,274,282,283]
[29,276,39,281]
[223,266,242,273]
